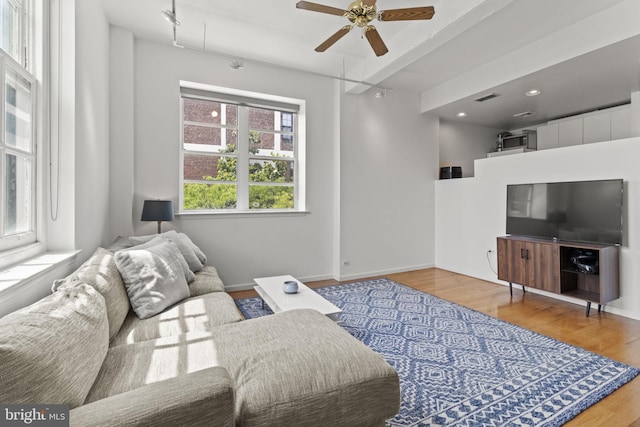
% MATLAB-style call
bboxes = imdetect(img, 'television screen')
[506,179,623,245]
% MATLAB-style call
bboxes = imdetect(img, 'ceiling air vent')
[474,93,500,102]
[513,111,535,118]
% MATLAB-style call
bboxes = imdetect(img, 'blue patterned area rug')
[235,278,639,426]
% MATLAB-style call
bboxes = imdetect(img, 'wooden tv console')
[497,236,619,316]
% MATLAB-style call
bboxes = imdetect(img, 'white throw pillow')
[115,237,191,319]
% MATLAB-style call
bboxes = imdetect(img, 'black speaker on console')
[439,166,462,179]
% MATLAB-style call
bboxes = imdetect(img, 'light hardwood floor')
[230,268,640,426]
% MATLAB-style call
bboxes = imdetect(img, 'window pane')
[183,183,237,210]
[250,131,294,157]
[5,153,32,235]
[184,153,236,181]
[1,0,22,63]
[249,159,294,183]
[249,186,294,209]
[5,68,32,152]
[184,125,237,150]
[183,98,237,126]
[248,106,276,131]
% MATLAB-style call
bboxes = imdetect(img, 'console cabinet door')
[497,238,559,291]
[528,242,560,293]
[497,238,528,285]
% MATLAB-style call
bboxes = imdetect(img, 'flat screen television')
[506,179,623,245]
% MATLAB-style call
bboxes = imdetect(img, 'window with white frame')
[180,85,304,213]
[0,0,36,253]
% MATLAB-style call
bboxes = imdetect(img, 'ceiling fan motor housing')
[346,1,377,27]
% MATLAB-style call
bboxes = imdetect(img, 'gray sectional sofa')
[0,233,400,426]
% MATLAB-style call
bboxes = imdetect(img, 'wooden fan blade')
[362,0,377,6]
[315,26,351,52]
[379,6,435,21]
[296,1,347,17]
[365,27,388,57]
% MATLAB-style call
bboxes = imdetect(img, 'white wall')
[439,120,500,177]
[74,0,111,255]
[435,137,640,320]
[113,39,336,287]
[109,26,135,239]
[339,90,438,280]
[108,36,440,288]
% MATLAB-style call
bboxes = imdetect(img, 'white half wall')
[339,90,438,280]
[439,120,501,177]
[435,137,640,320]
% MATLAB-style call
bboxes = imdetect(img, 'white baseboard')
[336,263,435,282]
[224,273,335,292]
[223,264,437,293]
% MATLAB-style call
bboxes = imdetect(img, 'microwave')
[499,130,537,150]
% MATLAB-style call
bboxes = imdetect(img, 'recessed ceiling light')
[525,89,541,97]
[457,112,467,118]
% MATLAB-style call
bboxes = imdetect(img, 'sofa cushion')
[109,292,243,347]
[0,283,109,408]
[85,330,221,403]
[71,367,235,427]
[88,309,399,426]
[115,237,191,319]
[52,247,130,341]
[188,265,225,297]
[215,309,400,427]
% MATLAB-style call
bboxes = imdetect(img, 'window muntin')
[0,57,35,250]
[180,90,301,213]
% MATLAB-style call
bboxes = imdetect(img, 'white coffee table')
[253,275,342,320]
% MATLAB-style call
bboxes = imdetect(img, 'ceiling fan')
[296,0,435,57]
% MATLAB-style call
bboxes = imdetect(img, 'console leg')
[522,285,526,293]
[509,282,513,296]
[598,304,602,313]
[586,302,591,317]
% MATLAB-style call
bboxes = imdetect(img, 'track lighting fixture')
[161,0,180,26]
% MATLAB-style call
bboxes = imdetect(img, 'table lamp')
[141,200,174,234]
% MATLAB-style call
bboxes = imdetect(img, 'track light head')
[161,9,180,26]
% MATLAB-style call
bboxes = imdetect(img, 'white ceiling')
[100,0,640,130]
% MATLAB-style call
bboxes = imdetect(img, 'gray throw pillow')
[114,237,191,319]
[178,232,207,265]
[160,230,203,273]
[0,282,109,408]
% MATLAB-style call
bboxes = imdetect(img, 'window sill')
[176,210,311,219]
[0,251,79,296]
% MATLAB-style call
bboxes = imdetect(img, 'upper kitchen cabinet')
[537,104,633,150]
